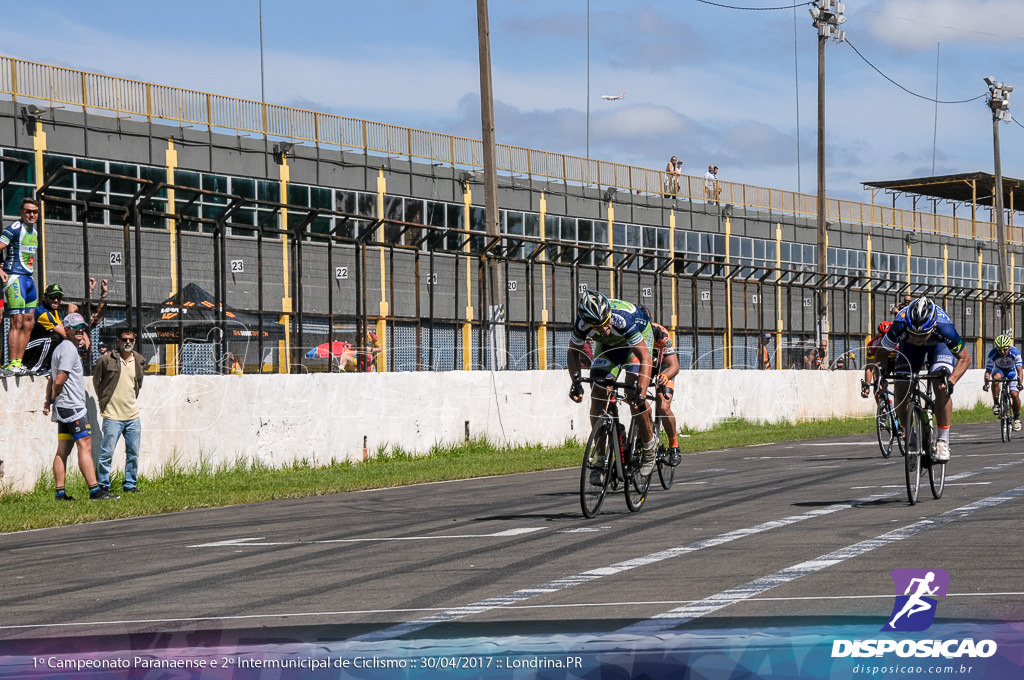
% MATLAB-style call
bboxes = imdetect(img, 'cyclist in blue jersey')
[0,197,41,374]
[567,290,659,478]
[876,297,971,462]
[983,334,1023,431]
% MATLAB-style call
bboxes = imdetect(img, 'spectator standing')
[704,165,721,205]
[43,313,117,500]
[664,156,683,197]
[758,333,772,370]
[93,327,147,494]
[813,339,829,370]
[0,198,41,374]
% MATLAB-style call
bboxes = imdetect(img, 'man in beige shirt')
[93,327,147,493]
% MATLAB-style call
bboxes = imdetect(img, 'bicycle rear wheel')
[904,407,923,505]
[580,421,613,518]
[652,416,675,490]
[623,425,650,512]
[657,449,676,490]
[875,398,895,458]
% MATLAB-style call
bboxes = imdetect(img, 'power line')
[695,0,813,10]
[845,39,986,105]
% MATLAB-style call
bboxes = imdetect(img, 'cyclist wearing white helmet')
[983,334,1023,431]
[567,290,659,477]
[877,296,971,462]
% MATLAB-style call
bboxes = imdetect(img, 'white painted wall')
[0,369,991,493]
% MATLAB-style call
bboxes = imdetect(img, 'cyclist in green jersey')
[0,197,41,374]
[567,290,659,476]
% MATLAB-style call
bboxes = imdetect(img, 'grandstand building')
[1,56,1021,373]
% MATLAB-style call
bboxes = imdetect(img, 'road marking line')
[348,501,868,642]
[189,527,544,547]
[615,483,1024,635]
[351,458,1024,642]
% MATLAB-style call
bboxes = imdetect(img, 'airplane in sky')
[601,92,625,101]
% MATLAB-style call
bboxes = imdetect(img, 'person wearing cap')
[93,326,147,494]
[43,312,118,501]
[1,197,41,374]
[22,282,68,375]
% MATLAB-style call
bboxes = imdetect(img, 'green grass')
[0,402,995,534]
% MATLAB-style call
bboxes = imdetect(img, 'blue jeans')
[97,418,142,489]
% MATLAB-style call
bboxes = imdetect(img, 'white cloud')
[863,0,1024,51]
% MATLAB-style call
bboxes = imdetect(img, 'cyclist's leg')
[1009,371,1022,423]
[929,344,955,429]
[892,346,920,429]
[588,341,619,427]
[929,344,955,460]
[992,371,1004,411]
[863,362,878,398]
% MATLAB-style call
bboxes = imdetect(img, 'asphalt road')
[3,422,1023,646]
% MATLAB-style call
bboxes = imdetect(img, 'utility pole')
[809,0,846,349]
[985,77,1012,302]
[476,0,506,370]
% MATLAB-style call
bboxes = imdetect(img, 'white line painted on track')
[806,442,876,447]
[8,591,1023,634]
[615,483,1024,635]
[9,459,1022,636]
[189,527,544,547]
[347,501,872,642]
[349,458,1024,642]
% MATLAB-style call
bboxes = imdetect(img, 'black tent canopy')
[863,172,1024,210]
[141,282,281,342]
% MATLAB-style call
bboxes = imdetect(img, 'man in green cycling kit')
[567,290,659,477]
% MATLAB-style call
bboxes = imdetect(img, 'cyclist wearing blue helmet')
[567,289,659,478]
[877,296,971,462]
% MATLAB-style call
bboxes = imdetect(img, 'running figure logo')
[882,568,949,632]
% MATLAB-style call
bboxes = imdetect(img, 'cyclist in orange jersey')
[640,307,681,466]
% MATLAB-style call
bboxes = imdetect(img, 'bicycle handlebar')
[577,376,656,401]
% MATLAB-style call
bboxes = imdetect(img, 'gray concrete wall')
[0,368,992,494]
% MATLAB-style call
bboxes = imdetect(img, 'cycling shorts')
[589,330,654,382]
[3,273,37,314]
[656,378,675,398]
[991,369,1020,392]
[57,416,92,441]
[893,342,955,378]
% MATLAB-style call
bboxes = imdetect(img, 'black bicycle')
[988,376,1017,443]
[578,377,655,518]
[895,369,946,505]
[870,378,904,459]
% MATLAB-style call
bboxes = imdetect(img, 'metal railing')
[1,55,1015,244]
[11,165,1018,376]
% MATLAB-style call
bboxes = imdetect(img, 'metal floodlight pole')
[986,77,1012,301]
[809,0,846,348]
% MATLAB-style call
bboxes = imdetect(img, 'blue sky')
[2,0,1023,203]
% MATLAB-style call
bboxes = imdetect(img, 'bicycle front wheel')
[904,407,923,505]
[875,398,895,458]
[928,453,946,499]
[580,421,613,518]
[1003,391,1014,443]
